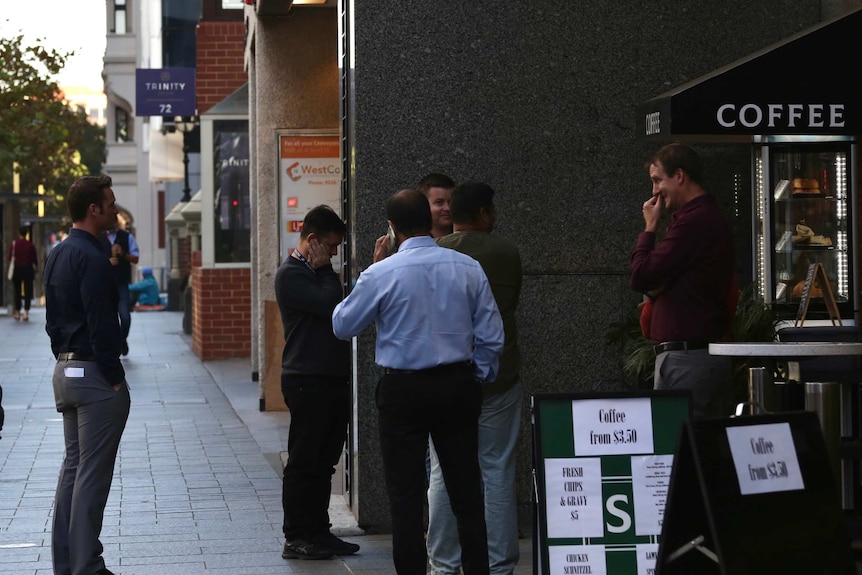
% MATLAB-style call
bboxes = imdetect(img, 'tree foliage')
[0,32,105,215]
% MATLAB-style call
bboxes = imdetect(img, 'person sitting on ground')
[129,267,160,307]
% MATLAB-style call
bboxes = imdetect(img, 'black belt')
[653,341,709,355]
[383,361,472,376]
[57,352,95,361]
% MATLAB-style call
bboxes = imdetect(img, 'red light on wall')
[287,197,299,207]
[232,200,239,206]
[244,0,255,5]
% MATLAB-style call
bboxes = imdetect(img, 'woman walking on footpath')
[7,226,38,321]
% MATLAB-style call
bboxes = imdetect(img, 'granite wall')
[348,1,825,531]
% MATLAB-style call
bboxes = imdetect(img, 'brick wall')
[191,250,252,360]
[196,21,247,114]
[178,237,192,278]
[191,16,248,360]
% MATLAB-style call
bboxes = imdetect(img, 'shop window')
[116,107,129,142]
[162,0,201,67]
[213,120,250,263]
[203,0,244,20]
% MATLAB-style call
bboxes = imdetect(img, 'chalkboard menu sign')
[656,411,854,575]
[532,391,691,575]
[795,262,841,326]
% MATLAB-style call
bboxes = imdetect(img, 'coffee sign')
[715,103,845,129]
[637,9,862,139]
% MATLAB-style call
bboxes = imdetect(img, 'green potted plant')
[607,283,779,396]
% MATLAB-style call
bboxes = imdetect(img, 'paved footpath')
[0,307,532,574]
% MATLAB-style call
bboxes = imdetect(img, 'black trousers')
[281,374,350,540]
[376,363,489,575]
[12,264,34,311]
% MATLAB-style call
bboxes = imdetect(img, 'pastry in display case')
[754,141,854,318]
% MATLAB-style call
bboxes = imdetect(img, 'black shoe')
[314,532,360,555]
[282,538,333,560]
[121,340,129,356]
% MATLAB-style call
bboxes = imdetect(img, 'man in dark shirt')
[274,205,358,560]
[104,226,140,356]
[44,175,130,575]
[630,143,735,418]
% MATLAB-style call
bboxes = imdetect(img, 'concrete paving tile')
[195,525,281,539]
[0,546,42,562]
[116,540,205,557]
[16,497,55,507]
[119,553,208,567]
[8,518,50,531]
[198,550,293,569]
[3,561,51,575]
[118,523,201,536]
[103,532,200,544]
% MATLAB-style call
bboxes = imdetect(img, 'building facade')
[102,0,204,286]
[111,0,858,533]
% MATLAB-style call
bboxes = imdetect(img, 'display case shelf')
[755,141,854,319]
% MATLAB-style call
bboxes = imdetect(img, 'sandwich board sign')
[532,391,691,575]
[655,411,854,575]
[795,262,842,326]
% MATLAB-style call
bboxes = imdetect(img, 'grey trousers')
[51,360,130,575]
[654,348,733,419]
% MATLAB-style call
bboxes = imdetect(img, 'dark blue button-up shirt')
[44,228,125,385]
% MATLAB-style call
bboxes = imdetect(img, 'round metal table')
[709,342,862,358]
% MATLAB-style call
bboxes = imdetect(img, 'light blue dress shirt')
[332,236,504,383]
[107,229,140,257]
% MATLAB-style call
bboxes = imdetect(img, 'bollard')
[804,381,841,493]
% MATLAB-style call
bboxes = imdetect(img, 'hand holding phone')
[373,226,396,263]
[306,237,331,269]
[386,225,396,252]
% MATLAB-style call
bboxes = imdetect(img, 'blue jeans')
[427,382,522,575]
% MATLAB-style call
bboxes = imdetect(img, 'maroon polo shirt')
[630,194,734,344]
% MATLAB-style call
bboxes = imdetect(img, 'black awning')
[637,8,862,141]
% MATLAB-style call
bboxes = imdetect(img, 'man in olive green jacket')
[430,181,522,575]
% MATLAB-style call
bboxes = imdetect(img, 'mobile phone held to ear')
[387,225,396,251]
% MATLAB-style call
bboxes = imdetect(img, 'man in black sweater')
[274,205,359,560]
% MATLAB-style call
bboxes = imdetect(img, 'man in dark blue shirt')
[44,175,130,575]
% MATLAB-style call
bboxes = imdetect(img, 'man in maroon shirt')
[630,143,735,418]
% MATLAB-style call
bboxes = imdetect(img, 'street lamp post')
[173,115,197,202]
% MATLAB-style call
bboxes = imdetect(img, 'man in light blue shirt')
[332,189,504,575]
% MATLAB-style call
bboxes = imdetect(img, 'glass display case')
[754,140,855,319]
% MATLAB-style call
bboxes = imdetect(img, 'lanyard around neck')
[292,248,314,272]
